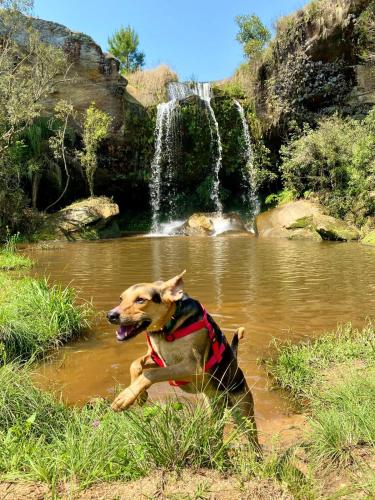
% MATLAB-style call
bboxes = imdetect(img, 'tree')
[235,14,271,59]
[77,103,111,197]
[108,25,145,73]
[46,101,76,212]
[0,0,70,235]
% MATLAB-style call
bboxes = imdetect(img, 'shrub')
[280,110,375,225]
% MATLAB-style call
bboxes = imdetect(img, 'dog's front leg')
[111,362,195,412]
[129,352,157,406]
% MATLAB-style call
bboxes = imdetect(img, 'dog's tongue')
[116,325,134,341]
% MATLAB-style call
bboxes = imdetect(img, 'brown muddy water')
[28,235,375,433]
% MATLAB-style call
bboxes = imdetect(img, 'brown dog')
[107,270,259,447]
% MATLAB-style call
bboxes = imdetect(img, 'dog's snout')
[107,309,120,323]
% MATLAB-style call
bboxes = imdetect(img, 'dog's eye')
[135,297,146,304]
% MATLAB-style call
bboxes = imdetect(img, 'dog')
[107,270,259,448]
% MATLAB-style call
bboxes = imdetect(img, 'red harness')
[146,306,226,387]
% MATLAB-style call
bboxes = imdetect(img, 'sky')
[33,0,307,82]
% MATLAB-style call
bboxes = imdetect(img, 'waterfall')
[234,100,260,216]
[150,81,225,233]
[150,100,179,233]
[193,82,223,214]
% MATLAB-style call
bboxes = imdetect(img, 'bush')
[280,110,375,225]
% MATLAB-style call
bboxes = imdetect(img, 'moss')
[362,229,375,246]
[286,215,314,229]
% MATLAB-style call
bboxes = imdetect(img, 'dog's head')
[107,270,186,341]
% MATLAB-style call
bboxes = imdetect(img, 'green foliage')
[0,273,92,363]
[77,102,111,197]
[309,368,375,466]
[265,189,296,208]
[108,25,145,73]
[0,2,70,236]
[0,232,32,270]
[235,14,271,59]
[280,110,375,225]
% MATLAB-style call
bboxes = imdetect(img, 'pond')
[29,235,375,431]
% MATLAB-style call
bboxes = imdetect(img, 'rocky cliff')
[233,0,375,136]
[21,16,128,133]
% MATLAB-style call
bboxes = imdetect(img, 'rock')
[313,213,360,241]
[181,212,248,236]
[361,230,375,246]
[256,201,322,239]
[256,200,359,241]
[45,197,119,240]
[3,15,128,134]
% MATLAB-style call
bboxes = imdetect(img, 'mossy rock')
[313,214,360,242]
[286,216,314,230]
[361,230,375,246]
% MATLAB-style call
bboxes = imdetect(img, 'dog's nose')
[107,309,120,322]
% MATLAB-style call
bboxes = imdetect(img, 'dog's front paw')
[111,388,137,412]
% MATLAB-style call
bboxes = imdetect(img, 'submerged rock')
[181,212,248,236]
[43,197,120,241]
[256,200,359,241]
[361,230,375,246]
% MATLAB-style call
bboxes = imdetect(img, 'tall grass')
[267,321,375,397]
[268,322,375,471]
[0,364,246,489]
[0,273,92,363]
[0,233,33,270]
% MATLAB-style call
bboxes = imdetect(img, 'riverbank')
[0,244,374,498]
[1,312,374,497]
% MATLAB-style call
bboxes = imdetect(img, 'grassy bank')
[0,234,33,271]
[0,272,92,363]
[267,322,375,497]
[0,363,309,498]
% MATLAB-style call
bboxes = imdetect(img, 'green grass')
[0,363,314,498]
[267,321,375,479]
[0,233,33,270]
[0,363,247,489]
[0,273,92,363]
[266,321,375,397]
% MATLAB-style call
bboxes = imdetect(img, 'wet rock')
[256,200,359,241]
[181,212,247,236]
[361,230,375,246]
[44,197,119,241]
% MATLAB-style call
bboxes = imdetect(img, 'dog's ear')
[160,270,186,303]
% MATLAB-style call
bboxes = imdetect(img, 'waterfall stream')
[150,81,268,233]
[234,99,260,217]
[193,83,223,214]
[150,100,179,233]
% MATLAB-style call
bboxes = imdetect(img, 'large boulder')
[256,200,360,241]
[43,197,120,240]
[361,230,375,246]
[181,212,248,236]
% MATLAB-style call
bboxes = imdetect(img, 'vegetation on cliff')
[231,0,375,229]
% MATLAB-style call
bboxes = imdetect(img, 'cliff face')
[234,0,375,137]
[25,17,128,134]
